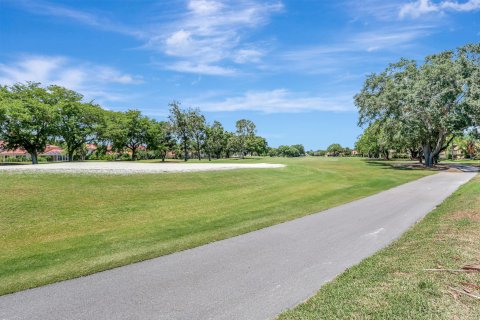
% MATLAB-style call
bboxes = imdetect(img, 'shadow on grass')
[365,159,480,172]
[364,160,433,171]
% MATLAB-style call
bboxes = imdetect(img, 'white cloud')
[164,61,236,76]
[346,1,405,21]
[165,30,192,54]
[277,26,432,74]
[352,27,431,51]
[10,0,143,37]
[192,89,354,113]
[187,0,224,15]
[399,0,480,18]
[233,49,265,64]
[290,27,430,56]
[147,0,283,75]
[94,66,142,84]
[0,55,142,102]
[7,0,282,76]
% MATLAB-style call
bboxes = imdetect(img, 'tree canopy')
[0,83,58,164]
[52,86,104,161]
[355,44,480,166]
[0,82,269,163]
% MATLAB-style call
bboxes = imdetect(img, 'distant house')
[0,141,67,162]
[450,145,463,159]
[41,145,68,162]
[85,144,97,155]
[439,145,463,160]
[0,140,28,162]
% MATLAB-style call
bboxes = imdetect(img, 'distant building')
[439,145,463,159]
[42,145,68,161]
[0,141,68,162]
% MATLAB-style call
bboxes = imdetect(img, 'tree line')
[0,82,269,164]
[305,144,353,157]
[268,144,306,157]
[354,43,480,167]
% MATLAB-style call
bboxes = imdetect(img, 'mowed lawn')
[0,157,432,295]
[279,175,480,320]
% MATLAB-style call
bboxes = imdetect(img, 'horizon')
[1,0,479,149]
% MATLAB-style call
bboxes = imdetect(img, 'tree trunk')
[131,147,137,161]
[208,153,211,161]
[68,149,75,162]
[383,150,389,160]
[30,151,38,165]
[183,142,188,162]
[409,148,418,161]
[423,144,434,167]
[424,133,452,167]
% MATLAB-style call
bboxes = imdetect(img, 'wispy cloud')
[351,26,433,51]
[7,0,283,76]
[276,25,433,74]
[346,0,404,21]
[145,0,283,75]
[163,61,236,76]
[190,89,355,113]
[399,0,480,18]
[0,55,142,103]
[9,0,143,38]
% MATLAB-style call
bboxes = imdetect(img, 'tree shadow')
[364,160,436,171]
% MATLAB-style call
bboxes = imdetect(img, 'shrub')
[119,153,131,161]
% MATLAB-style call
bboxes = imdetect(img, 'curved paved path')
[0,171,477,320]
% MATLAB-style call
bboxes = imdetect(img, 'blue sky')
[1,0,479,149]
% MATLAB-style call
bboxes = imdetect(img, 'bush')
[86,153,117,161]
[134,150,145,160]
[393,153,409,159]
[268,148,278,157]
[277,145,301,157]
[5,156,29,163]
[119,153,131,161]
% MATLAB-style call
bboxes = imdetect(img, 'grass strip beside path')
[279,174,480,320]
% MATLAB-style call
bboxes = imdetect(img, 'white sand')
[0,162,285,174]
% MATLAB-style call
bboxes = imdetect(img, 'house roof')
[0,149,28,156]
[0,141,65,156]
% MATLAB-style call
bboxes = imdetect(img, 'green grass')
[278,174,480,320]
[0,157,432,295]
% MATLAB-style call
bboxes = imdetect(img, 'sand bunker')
[0,162,285,174]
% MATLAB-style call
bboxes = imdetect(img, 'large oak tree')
[50,86,104,161]
[0,83,57,164]
[355,44,480,167]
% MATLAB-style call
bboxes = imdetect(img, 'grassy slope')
[0,157,431,295]
[279,175,480,320]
